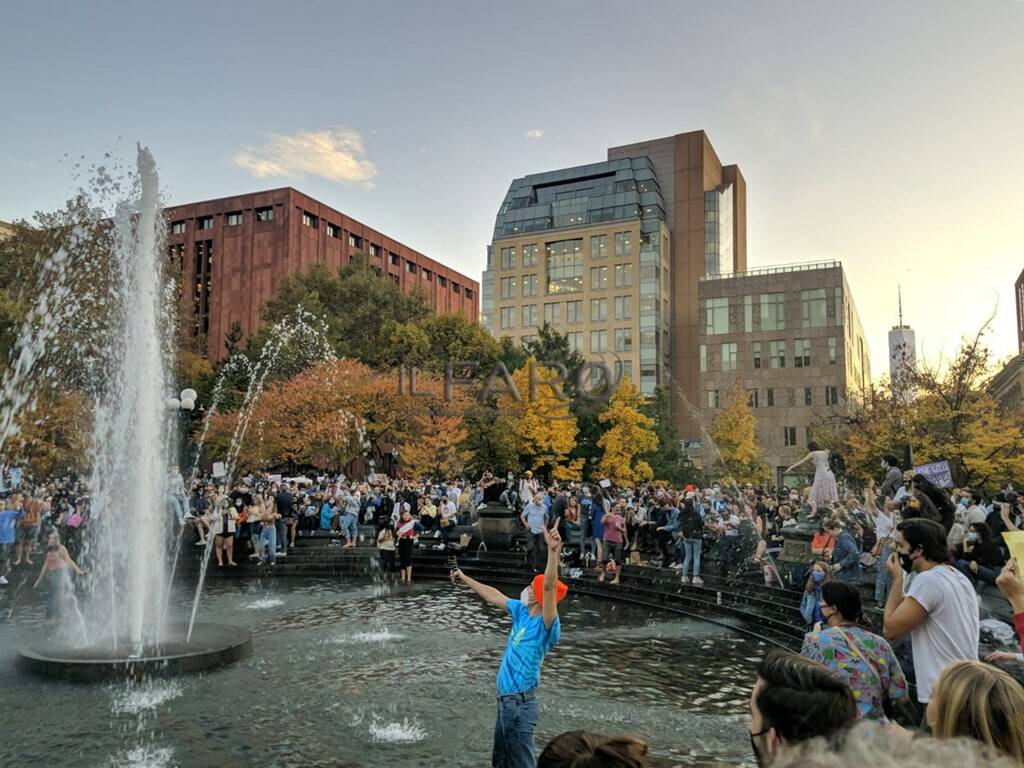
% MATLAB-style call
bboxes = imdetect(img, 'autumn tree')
[597,377,657,485]
[398,414,472,479]
[382,312,501,375]
[496,358,583,481]
[817,323,1024,489]
[2,388,93,478]
[707,379,769,484]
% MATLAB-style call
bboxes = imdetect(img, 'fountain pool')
[1,578,763,767]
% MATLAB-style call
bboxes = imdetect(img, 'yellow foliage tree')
[707,379,769,485]
[496,358,583,481]
[597,377,657,485]
[3,388,93,478]
[397,413,472,480]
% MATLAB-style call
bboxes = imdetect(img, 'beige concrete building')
[697,261,871,485]
[482,130,745,421]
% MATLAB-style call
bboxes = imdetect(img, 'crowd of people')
[3,446,1024,768]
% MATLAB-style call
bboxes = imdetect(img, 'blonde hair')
[772,721,1020,768]
[930,661,1024,763]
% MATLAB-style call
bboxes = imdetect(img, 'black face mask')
[750,729,771,768]
[898,549,917,573]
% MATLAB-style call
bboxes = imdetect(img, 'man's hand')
[450,567,464,584]
[885,551,905,580]
[969,560,978,574]
[543,517,562,551]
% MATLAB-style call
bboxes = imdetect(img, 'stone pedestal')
[476,502,519,551]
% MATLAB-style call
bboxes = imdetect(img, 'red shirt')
[603,513,625,543]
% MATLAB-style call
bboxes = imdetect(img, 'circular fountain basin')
[17,622,251,682]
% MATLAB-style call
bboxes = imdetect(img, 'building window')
[590,234,607,260]
[522,243,539,267]
[804,387,813,406]
[544,302,561,325]
[614,296,632,320]
[224,211,242,227]
[500,276,517,299]
[590,298,608,322]
[545,239,584,294]
[704,297,729,335]
[769,340,786,368]
[834,287,843,324]
[406,261,417,274]
[744,295,753,333]
[326,222,340,238]
[614,263,633,289]
[302,212,318,229]
[614,328,633,353]
[707,390,720,409]
[590,330,608,353]
[801,288,827,328]
[500,246,516,270]
[721,342,738,371]
[566,300,583,324]
[748,389,760,408]
[422,269,433,281]
[828,336,837,365]
[255,206,274,222]
[523,304,538,327]
[500,307,517,329]
[784,426,797,447]
[465,288,473,300]
[170,220,185,234]
[615,360,633,381]
[590,266,608,290]
[369,244,380,258]
[197,216,213,230]
[389,252,400,266]
[614,231,631,257]
[567,331,582,353]
[766,388,775,407]
[452,283,461,294]
[825,386,839,406]
[794,338,811,367]
[760,293,785,331]
[753,341,763,369]
[522,274,538,297]
[700,344,708,372]
[349,234,363,249]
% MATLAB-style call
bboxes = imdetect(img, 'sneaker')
[0,576,8,585]
[195,539,207,546]
[433,544,445,550]
[183,512,196,520]
[276,551,288,558]
[681,576,691,584]
[692,576,704,587]
[669,563,683,570]
[434,530,441,538]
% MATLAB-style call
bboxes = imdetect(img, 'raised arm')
[541,517,563,628]
[785,453,812,474]
[453,568,508,610]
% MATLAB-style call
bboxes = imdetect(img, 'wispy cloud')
[525,129,544,139]
[235,129,377,185]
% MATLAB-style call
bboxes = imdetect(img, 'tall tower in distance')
[888,287,916,397]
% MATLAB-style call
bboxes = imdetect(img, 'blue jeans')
[259,524,277,564]
[875,544,892,602]
[492,690,539,768]
[956,558,999,586]
[681,538,702,578]
[275,518,287,554]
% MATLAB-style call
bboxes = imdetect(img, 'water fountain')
[10,146,251,680]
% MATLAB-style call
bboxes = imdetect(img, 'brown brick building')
[165,187,479,359]
[697,261,871,485]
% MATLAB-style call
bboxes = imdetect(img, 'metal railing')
[700,260,842,281]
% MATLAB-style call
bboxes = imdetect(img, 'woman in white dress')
[785,442,839,515]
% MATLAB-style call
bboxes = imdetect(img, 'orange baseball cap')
[532,574,569,606]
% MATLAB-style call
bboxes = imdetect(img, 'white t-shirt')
[875,510,895,541]
[905,565,979,702]
[965,505,988,525]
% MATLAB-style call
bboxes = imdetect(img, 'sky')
[1,0,1022,378]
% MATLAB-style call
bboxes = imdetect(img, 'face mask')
[520,587,533,606]
[898,550,917,572]
[960,498,969,507]
[749,730,770,768]
[812,571,825,583]
[966,532,979,542]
